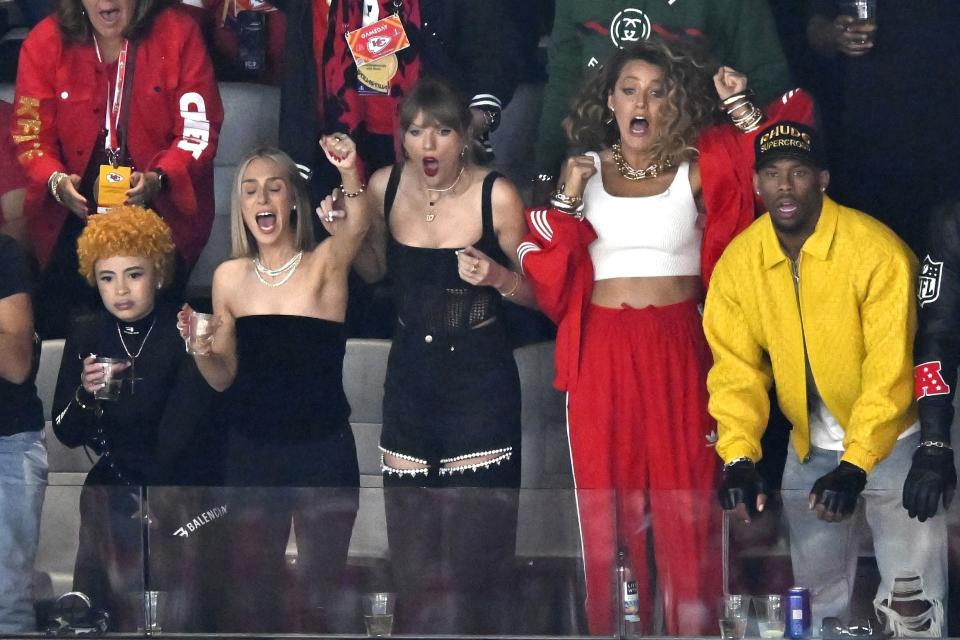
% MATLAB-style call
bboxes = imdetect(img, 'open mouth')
[99,7,121,24]
[422,157,439,178]
[629,117,649,135]
[256,211,277,231]
[775,199,799,217]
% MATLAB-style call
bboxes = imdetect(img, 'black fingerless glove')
[903,445,957,522]
[718,459,766,515]
[810,461,867,516]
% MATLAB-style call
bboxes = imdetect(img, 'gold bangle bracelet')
[500,271,522,298]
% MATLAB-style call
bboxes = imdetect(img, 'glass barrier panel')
[24,484,960,637]
[30,485,610,637]
[35,481,145,635]
[718,488,953,640]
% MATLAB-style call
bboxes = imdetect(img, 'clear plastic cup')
[186,312,218,355]
[93,357,129,401]
[361,592,395,637]
[839,0,876,22]
[754,594,786,638]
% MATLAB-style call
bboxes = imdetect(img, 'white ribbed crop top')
[583,152,702,281]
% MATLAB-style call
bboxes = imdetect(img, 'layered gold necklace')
[612,143,673,181]
[423,166,465,222]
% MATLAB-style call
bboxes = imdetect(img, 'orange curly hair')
[76,205,176,287]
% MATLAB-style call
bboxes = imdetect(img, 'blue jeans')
[0,430,47,632]
[781,433,947,632]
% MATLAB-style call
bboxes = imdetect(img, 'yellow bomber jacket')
[704,196,918,474]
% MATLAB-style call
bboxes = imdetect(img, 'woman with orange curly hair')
[50,205,218,631]
[518,39,815,635]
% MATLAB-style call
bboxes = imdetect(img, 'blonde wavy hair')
[77,205,176,287]
[564,38,720,166]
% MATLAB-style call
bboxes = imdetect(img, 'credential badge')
[918,255,943,307]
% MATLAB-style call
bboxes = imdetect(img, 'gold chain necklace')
[611,143,673,181]
[423,166,465,222]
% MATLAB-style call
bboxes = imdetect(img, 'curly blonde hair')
[77,205,176,287]
[563,38,720,166]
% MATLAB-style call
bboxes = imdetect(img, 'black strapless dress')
[215,317,360,633]
[221,315,358,487]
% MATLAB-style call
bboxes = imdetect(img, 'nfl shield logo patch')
[918,255,943,307]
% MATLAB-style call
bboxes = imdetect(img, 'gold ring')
[471,263,479,274]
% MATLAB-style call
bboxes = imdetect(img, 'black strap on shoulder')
[481,171,502,239]
[383,164,403,223]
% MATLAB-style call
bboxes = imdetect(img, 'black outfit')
[914,204,960,447]
[0,235,42,436]
[381,168,521,481]
[216,315,359,634]
[274,0,522,338]
[380,167,520,635]
[51,303,219,632]
[809,0,960,253]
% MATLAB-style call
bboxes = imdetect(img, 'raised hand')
[558,155,597,201]
[713,66,749,101]
[319,133,358,173]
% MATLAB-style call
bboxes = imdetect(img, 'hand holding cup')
[178,304,220,356]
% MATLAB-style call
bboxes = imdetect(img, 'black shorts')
[380,322,521,484]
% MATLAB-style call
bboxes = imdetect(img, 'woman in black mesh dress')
[353,78,537,634]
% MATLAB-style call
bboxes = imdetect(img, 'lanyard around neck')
[94,37,130,157]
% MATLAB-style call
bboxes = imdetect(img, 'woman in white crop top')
[519,38,812,636]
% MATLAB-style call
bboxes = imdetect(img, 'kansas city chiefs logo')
[367,35,391,55]
[918,255,943,307]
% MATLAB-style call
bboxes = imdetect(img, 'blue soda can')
[786,587,812,639]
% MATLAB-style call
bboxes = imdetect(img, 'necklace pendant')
[425,212,436,222]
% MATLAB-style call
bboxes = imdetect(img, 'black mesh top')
[385,166,511,336]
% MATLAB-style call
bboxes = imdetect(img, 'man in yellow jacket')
[704,122,946,635]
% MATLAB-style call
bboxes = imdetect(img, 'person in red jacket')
[12,0,223,338]
[517,39,814,636]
